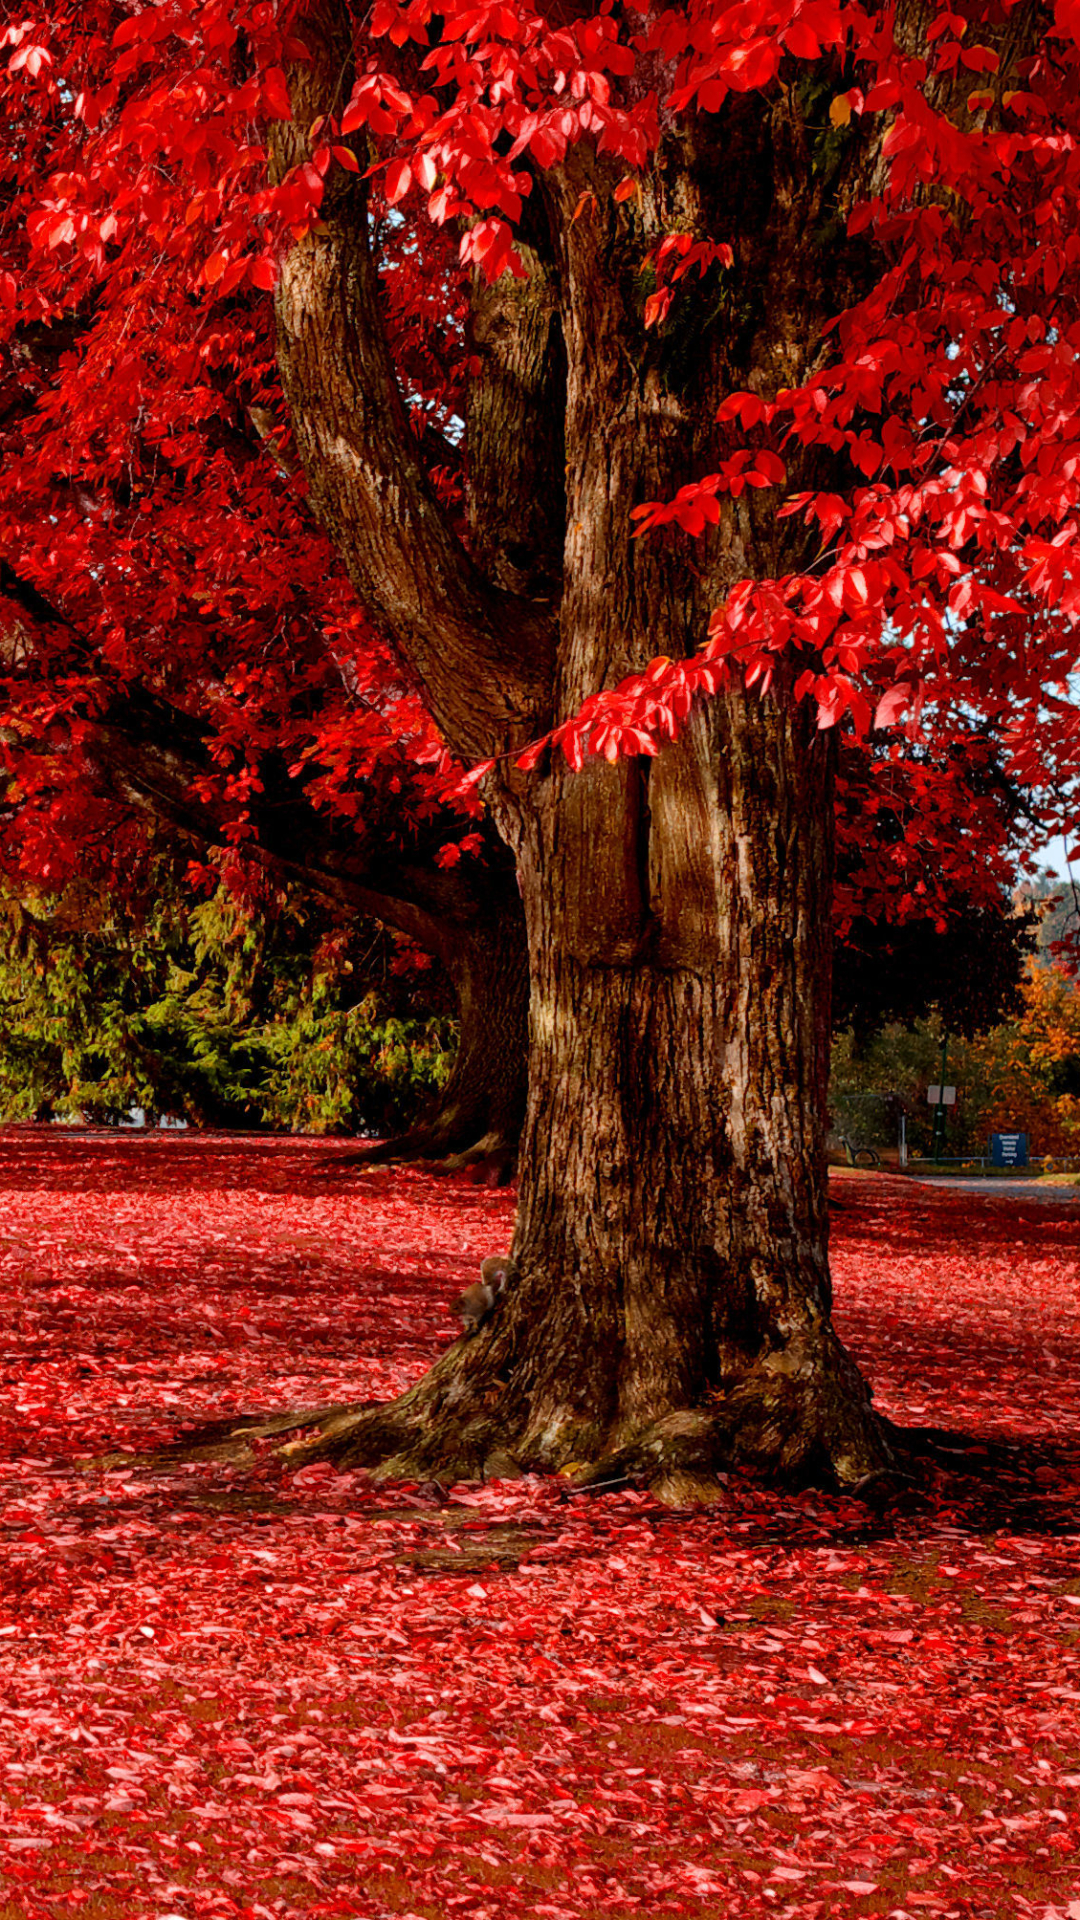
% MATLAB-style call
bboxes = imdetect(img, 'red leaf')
[385,159,413,204]
[717,391,768,427]
[784,20,821,58]
[261,66,293,120]
[644,288,674,329]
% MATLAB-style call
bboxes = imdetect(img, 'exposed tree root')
[337,1127,517,1184]
[440,1132,518,1185]
[264,1317,899,1507]
[79,1403,359,1474]
[84,1315,902,1507]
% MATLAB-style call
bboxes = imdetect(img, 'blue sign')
[990,1132,1028,1168]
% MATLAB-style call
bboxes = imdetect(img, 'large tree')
[4,0,1079,1497]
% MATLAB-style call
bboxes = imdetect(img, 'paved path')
[904,1174,1080,1205]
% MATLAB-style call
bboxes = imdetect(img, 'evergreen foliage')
[0,867,455,1134]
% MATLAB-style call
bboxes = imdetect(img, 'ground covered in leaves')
[0,1133,1078,1920]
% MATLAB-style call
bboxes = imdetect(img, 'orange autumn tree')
[966,957,1080,1154]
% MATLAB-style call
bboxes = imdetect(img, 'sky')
[1033,834,1078,883]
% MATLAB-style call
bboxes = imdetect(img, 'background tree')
[833,720,1040,1043]
[0,856,457,1131]
[1017,868,1080,969]
[833,903,1035,1047]
[832,957,1080,1159]
[4,0,1080,1498]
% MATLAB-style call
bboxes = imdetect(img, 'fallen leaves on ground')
[0,1133,1078,1920]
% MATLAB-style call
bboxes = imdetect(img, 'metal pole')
[931,1031,948,1161]
[899,1111,907,1168]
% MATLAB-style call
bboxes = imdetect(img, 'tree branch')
[270,3,557,763]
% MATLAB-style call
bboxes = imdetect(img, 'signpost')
[926,1072,956,1160]
[927,1032,951,1159]
[990,1132,1028,1169]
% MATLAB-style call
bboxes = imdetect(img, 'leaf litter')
[0,1133,1078,1919]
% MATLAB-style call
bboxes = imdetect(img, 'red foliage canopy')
[2,0,1076,924]
[0,8,483,890]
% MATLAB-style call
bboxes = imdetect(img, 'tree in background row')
[0,858,456,1131]
[832,952,1080,1160]
[4,0,1080,1495]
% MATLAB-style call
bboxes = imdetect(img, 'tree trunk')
[489,689,887,1493]
[264,26,899,1497]
[343,883,528,1177]
[298,687,890,1500]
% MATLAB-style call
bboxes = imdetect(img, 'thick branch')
[84,687,510,947]
[269,5,556,762]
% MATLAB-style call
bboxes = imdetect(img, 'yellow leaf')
[829,94,852,127]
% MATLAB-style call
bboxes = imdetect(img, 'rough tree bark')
[259,2,1035,1498]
